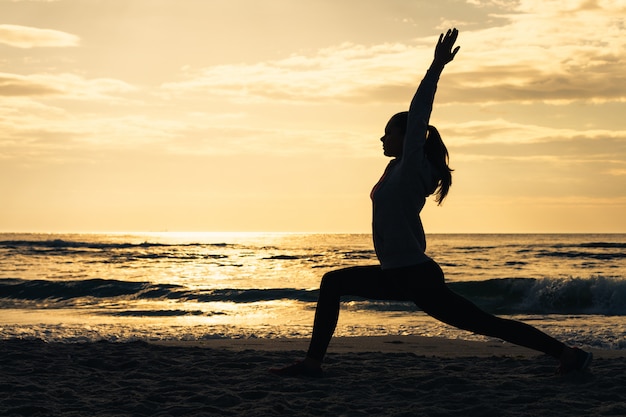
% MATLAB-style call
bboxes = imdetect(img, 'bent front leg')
[306,265,385,362]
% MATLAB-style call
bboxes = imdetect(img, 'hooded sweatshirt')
[371,67,442,269]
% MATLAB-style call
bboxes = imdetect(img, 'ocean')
[1,233,625,350]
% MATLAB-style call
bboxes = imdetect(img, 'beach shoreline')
[154,335,626,358]
[2,336,624,416]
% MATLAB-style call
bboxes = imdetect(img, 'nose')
[380,135,385,143]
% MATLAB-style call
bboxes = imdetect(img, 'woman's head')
[380,112,407,157]
[381,112,453,204]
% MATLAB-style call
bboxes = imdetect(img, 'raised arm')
[403,29,460,158]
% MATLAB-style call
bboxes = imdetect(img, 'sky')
[1,0,625,233]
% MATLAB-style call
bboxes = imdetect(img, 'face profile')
[380,118,404,158]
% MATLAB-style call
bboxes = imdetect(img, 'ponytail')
[425,125,453,205]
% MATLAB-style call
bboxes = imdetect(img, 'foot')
[269,359,323,378]
[556,347,593,375]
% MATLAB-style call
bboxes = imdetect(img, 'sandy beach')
[1,336,624,417]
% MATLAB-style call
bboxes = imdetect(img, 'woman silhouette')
[271,29,592,377]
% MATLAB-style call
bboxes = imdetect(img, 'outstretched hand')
[434,28,460,66]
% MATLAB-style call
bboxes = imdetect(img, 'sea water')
[1,233,625,349]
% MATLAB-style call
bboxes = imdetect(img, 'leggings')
[306,260,566,361]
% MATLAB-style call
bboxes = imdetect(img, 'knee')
[320,271,335,289]
[319,270,339,291]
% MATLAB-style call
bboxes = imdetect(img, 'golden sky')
[1,0,625,233]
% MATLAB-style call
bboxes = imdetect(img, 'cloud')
[3,0,624,166]
[441,118,626,146]
[441,0,626,104]
[0,73,62,96]
[160,41,421,104]
[0,106,188,164]
[164,123,376,158]
[0,72,137,100]
[443,117,626,198]
[160,0,626,106]
[0,24,79,48]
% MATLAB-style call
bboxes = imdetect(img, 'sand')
[1,336,624,417]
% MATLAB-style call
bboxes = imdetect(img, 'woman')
[271,29,592,377]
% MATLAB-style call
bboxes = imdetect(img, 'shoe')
[556,347,593,375]
[269,361,324,378]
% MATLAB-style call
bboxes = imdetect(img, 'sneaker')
[269,361,324,378]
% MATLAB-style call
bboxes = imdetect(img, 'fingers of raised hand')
[441,28,458,47]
